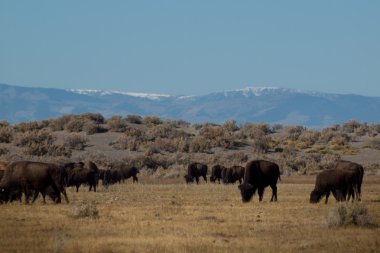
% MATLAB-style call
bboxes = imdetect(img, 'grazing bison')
[334,160,364,201]
[0,161,69,204]
[223,165,245,184]
[310,169,358,204]
[238,160,281,203]
[210,165,227,183]
[184,162,208,184]
[66,161,99,192]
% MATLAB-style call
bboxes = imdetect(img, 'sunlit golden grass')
[0,176,379,253]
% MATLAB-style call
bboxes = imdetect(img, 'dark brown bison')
[223,165,245,184]
[110,169,122,184]
[66,161,99,192]
[98,169,106,184]
[120,166,139,183]
[334,160,364,201]
[238,160,280,203]
[102,169,112,188]
[0,161,69,204]
[310,169,358,204]
[184,162,208,184]
[210,165,227,183]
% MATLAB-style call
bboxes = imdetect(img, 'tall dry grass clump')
[68,200,99,219]
[326,203,372,228]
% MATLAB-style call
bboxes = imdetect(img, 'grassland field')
[0,175,379,253]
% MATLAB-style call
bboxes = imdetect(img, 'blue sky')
[0,1,379,96]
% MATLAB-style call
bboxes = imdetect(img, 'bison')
[66,161,99,192]
[120,166,139,183]
[238,160,281,203]
[210,165,227,183]
[334,160,364,201]
[184,162,208,184]
[223,165,245,184]
[310,169,358,204]
[0,161,69,204]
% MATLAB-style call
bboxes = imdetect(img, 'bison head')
[238,183,255,203]
[184,175,194,183]
[309,190,322,203]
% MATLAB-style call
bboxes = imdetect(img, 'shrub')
[320,128,336,144]
[0,126,13,143]
[64,134,88,150]
[341,120,362,133]
[83,121,108,135]
[326,203,371,228]
[355,125,369,137]
[298,130,320,146]
[64,118,87,132]
[147,124,190,139]
[107,116,128,132]
[13,130,55,148]
[14,121,44,132]
[272,123,283,132]
[69,200,99,219]
[126,115,143,124]
[189,136,211,153]
[144,116,163,126]
[252,136,270,153]
[111,135,140,151]
[371,124,380,134]
[226,151,249,164]
[47,145,72,157]
[48,115,72,131]
[223,120,239,132]
[365,138,380,150]
[242,123,270,139]
[0,145,9,155]
[81,113,105,124]
[166,119,190,128]
[151,138,178,153]
[285,125,305,141]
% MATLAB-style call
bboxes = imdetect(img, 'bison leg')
[325,191,330,204]
[195,176,199,184]
[61,189,69,203]
[31,191,40,204]
[133,176,138,183]
[270,185,277,202]
[258,187,264,202]
[76,184,80,192]
[203,175,207,183]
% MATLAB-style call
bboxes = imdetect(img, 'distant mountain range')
[1,83,380,128]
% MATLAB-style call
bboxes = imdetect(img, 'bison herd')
[0,158,365,205]
[0,160,139,204]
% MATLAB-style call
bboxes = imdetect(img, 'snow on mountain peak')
[68,89,171,100]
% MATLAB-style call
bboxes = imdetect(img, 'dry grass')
[0,176,379,253]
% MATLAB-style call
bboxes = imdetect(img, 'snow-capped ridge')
[68,89,171,100]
